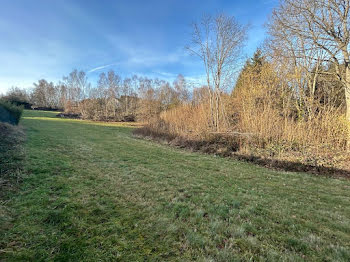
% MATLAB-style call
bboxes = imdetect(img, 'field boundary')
[133,128,350,179]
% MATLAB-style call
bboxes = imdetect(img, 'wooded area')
[137,0,350,171]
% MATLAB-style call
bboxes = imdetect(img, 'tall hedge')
[0,100,23,125]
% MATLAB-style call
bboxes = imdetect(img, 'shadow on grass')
[23,110,60,118]
[133,127,350,179]
[233,154,350,179]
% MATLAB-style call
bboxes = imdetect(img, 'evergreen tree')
[232,48,267,95]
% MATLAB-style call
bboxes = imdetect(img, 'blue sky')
[0,0,277,94]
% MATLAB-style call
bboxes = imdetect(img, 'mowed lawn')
[1,110,350,261]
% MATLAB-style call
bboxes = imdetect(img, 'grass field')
[1,110,350,261]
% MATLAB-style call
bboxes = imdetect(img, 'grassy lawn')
[1,110,350,261]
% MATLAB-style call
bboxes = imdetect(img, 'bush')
[0,100,23,125]
[5,98,32,109]
[0,122,25,193]
[135,62,350,174]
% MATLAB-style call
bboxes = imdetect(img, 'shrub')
[135,62,350,173]
[0,122,25,193]
[0,100,23,125]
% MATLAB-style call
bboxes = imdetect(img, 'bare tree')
[269,0,350,122]
[4,87,30,105]
[107,70,122,118]
[32,79,57,108]
[107,70,121,99]
[187,13,248,131]
[173,74,189,104]
[122,78,132,115]
[96,72,109,119]
[63,69,90,104]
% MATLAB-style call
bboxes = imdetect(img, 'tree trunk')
[216,91,220,132]
[346,84,350,122]
[207,87,215,130]
[345,66,350,150]
[345,57,350,123]
[125,95,128,115]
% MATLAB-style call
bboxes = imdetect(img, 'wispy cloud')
[87,63,119,73]
[106,35,191,68]
[153,71,178,78]
[0,0,275,93]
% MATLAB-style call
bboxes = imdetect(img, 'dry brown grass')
[136,63,350,173]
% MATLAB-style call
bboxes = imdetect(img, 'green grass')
[1,110,350,261]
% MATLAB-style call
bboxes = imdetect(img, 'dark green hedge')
[0,100,24,125]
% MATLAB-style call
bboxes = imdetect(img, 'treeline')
[136,0,350,172]
[143,49,347,151]
[1,71,190,122]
